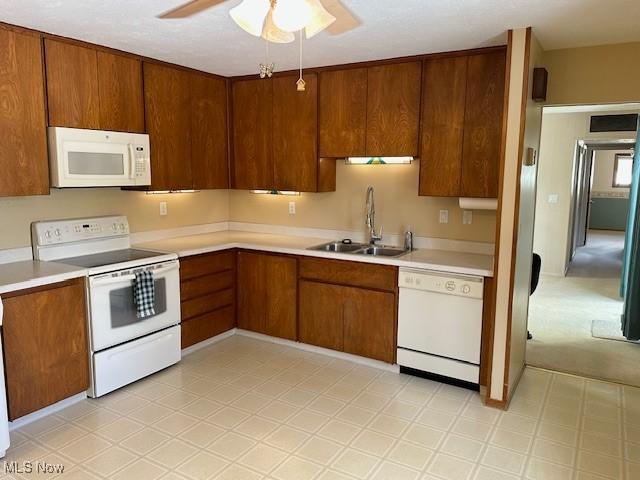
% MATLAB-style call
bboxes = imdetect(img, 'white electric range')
[32,216,181,397]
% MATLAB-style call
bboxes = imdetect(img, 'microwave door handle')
[128,144,136,179]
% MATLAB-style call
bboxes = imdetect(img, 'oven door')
[88,260,180,352]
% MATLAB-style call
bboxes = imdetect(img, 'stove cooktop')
[56,249,167,269]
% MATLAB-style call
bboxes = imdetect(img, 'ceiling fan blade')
[158,0,228,18]
[321,0,361,35]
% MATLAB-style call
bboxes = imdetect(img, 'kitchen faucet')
[365,186,383,245]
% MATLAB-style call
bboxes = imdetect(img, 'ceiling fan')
[158,0,361,43]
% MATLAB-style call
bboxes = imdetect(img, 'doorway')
[526,104,640,386]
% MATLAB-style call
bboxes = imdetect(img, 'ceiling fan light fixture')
[272,0,311,33]
[262,9,295,43]
[230,0,271,36]
[304,0,336,38]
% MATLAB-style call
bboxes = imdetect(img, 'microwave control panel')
[132,144,149,178]
[33,216,129,245]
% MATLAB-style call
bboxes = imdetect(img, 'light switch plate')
[548,194,559,204]
[288,201,296,215]
[463,210,473,225]
[439,210,449,224]
[159,202,168,216]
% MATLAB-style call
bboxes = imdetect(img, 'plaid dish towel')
[133,270,155,319]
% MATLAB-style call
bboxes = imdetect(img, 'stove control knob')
[45,230,52,239]
[461,284,471,294]
[445,281,456,291]
[55,229,61,237]
[112,223,118,231]
[119,223,126,231]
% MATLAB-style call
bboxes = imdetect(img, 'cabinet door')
[263,254,297,340]
[236,251,265,333]
[0,28,49,197]
[2,279,89,420]
[366,62,422,157]
[191,74,229,190]
[419,56,468,197]
[272,74,318,192]
[343,287,396,363]
[319,68,367,157]
[299,280,344,352]
[96,51,145,133]
[231,79,273,190]
[237,252,297,340]
[44,39,100,129]
[461,50,506,198]
[143,62,193,190]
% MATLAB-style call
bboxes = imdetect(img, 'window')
[613,153,634,188]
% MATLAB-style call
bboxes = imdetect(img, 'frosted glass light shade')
[262,9,295,43]
[272,0,311,32]
[305,0,336,38]
[230,0,271,37]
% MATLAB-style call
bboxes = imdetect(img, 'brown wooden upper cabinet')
[44,39,144,133]
[231,74,335,192]
[143,63,229,191]
[319,62,422,158]
[419,49,506,198]
[231,78,274,190]
[0,27,49,197]
[318,68,367,157]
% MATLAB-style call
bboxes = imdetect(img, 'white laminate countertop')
[135,230,494,277]
[0,261,88,296]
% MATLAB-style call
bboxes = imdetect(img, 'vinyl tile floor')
[3,335,639,479]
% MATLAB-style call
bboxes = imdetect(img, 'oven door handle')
[91,274,136,287]
[90,262,178,287]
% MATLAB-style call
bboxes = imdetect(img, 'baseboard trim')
[8,392,87,431]
[235,329,400,373]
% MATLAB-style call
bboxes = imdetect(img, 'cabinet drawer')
[181,288,234,320]
[181,270,234,301]
[180,251,235,281]
[299,257,397,291]
[182,306,235,348]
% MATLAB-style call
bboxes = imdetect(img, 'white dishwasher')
[397,268,484,387]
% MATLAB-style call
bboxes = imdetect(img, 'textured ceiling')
[2,0,640,76]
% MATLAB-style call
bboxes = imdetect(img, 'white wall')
[507,32,544,402]
[533,110,637,276]
[490,27,531,404]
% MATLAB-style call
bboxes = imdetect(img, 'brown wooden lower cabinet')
[237,251,297,341]
[299,281,345,352]
[2,279,89,420]
[180,251,236,348]
[181,306,235,348]
[299,278,397,364]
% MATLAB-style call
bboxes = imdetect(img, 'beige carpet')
[527,230,640,387]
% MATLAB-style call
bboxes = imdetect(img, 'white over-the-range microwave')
[48,127,151,188]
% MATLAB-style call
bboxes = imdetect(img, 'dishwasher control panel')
[398,269,483,299]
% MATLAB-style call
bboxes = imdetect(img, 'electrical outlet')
[288,201,296,215]
[159,201,168,216]
[463,210,473,225]
[439,209,449,224]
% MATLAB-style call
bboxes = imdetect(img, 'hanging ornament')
[259,37,275,78]
[296,29,306,91]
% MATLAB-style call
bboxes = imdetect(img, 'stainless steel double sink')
[308,241,407,257]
